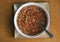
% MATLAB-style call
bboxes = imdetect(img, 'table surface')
[0,0,60,42]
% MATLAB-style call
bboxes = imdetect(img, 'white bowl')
[14,2,50,38]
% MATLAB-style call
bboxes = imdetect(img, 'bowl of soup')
[14,2,50,38]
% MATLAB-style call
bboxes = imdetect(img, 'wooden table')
[0,0,60,42]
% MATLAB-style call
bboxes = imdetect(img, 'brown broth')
[17,5,47,35]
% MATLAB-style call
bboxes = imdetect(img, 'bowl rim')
[14,2,50,38]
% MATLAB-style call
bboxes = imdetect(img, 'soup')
[17,5,47,35]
